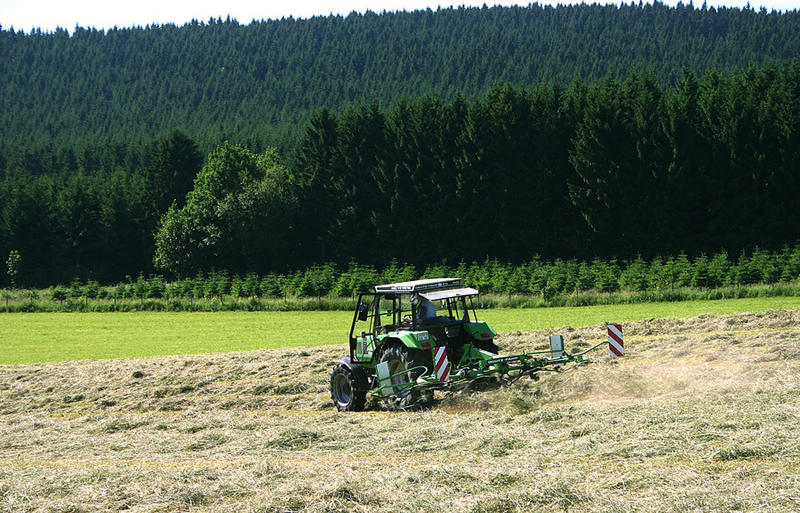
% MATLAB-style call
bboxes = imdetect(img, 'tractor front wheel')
[330,363,367,412]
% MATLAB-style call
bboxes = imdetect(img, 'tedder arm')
[373,323,625,407]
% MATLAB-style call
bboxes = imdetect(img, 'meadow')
[1,308,799,512]
[1,296,798,364]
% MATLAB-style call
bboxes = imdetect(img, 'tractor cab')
[348,278,497,365]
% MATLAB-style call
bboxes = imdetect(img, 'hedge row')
[2,282,800,314]
[4,246,800,304]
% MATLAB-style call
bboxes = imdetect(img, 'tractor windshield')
[419,288,480,323]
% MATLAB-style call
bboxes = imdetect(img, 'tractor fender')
[375,333,429,364]
[463,321,497,340]
[463,321,500,353]
[337,356,355,369]
[335,357,369,391]
[380,331,431,351]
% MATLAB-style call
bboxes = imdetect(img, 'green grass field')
[1,296,798,364]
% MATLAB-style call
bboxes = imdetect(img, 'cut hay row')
[1,309,800,512]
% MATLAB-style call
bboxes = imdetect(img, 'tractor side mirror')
[357,302,369,321]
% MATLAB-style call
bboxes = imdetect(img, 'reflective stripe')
[608,323,624,357]
[434,346,450,381]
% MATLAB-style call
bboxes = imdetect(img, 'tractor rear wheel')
[379,346,433,409]
[330,363,367,412]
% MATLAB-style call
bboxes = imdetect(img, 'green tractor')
[329,278,623,411]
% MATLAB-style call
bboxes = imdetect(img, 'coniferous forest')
[1,3,800,287]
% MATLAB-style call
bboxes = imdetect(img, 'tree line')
[1,63,799,286]
[3,3,800,288]
[155,63,800,277]
[2,2,799,176]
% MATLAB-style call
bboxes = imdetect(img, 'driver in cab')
[412,292,437,324]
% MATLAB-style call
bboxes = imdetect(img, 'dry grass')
[2,309,800,512]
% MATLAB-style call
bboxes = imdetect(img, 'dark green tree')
[154,143,298,275]
[569,72,668,256]
[145,130,204,215]
[295,108,342,263]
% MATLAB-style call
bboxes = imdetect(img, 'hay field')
[1,309,800,512]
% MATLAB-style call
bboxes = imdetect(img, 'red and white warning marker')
[607,323,624,357]
[434,346,450,381]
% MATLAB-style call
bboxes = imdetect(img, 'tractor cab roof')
[373,278,478,299]
[420,287,479,301]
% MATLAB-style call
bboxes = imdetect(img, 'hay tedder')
[330,278,624,411]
